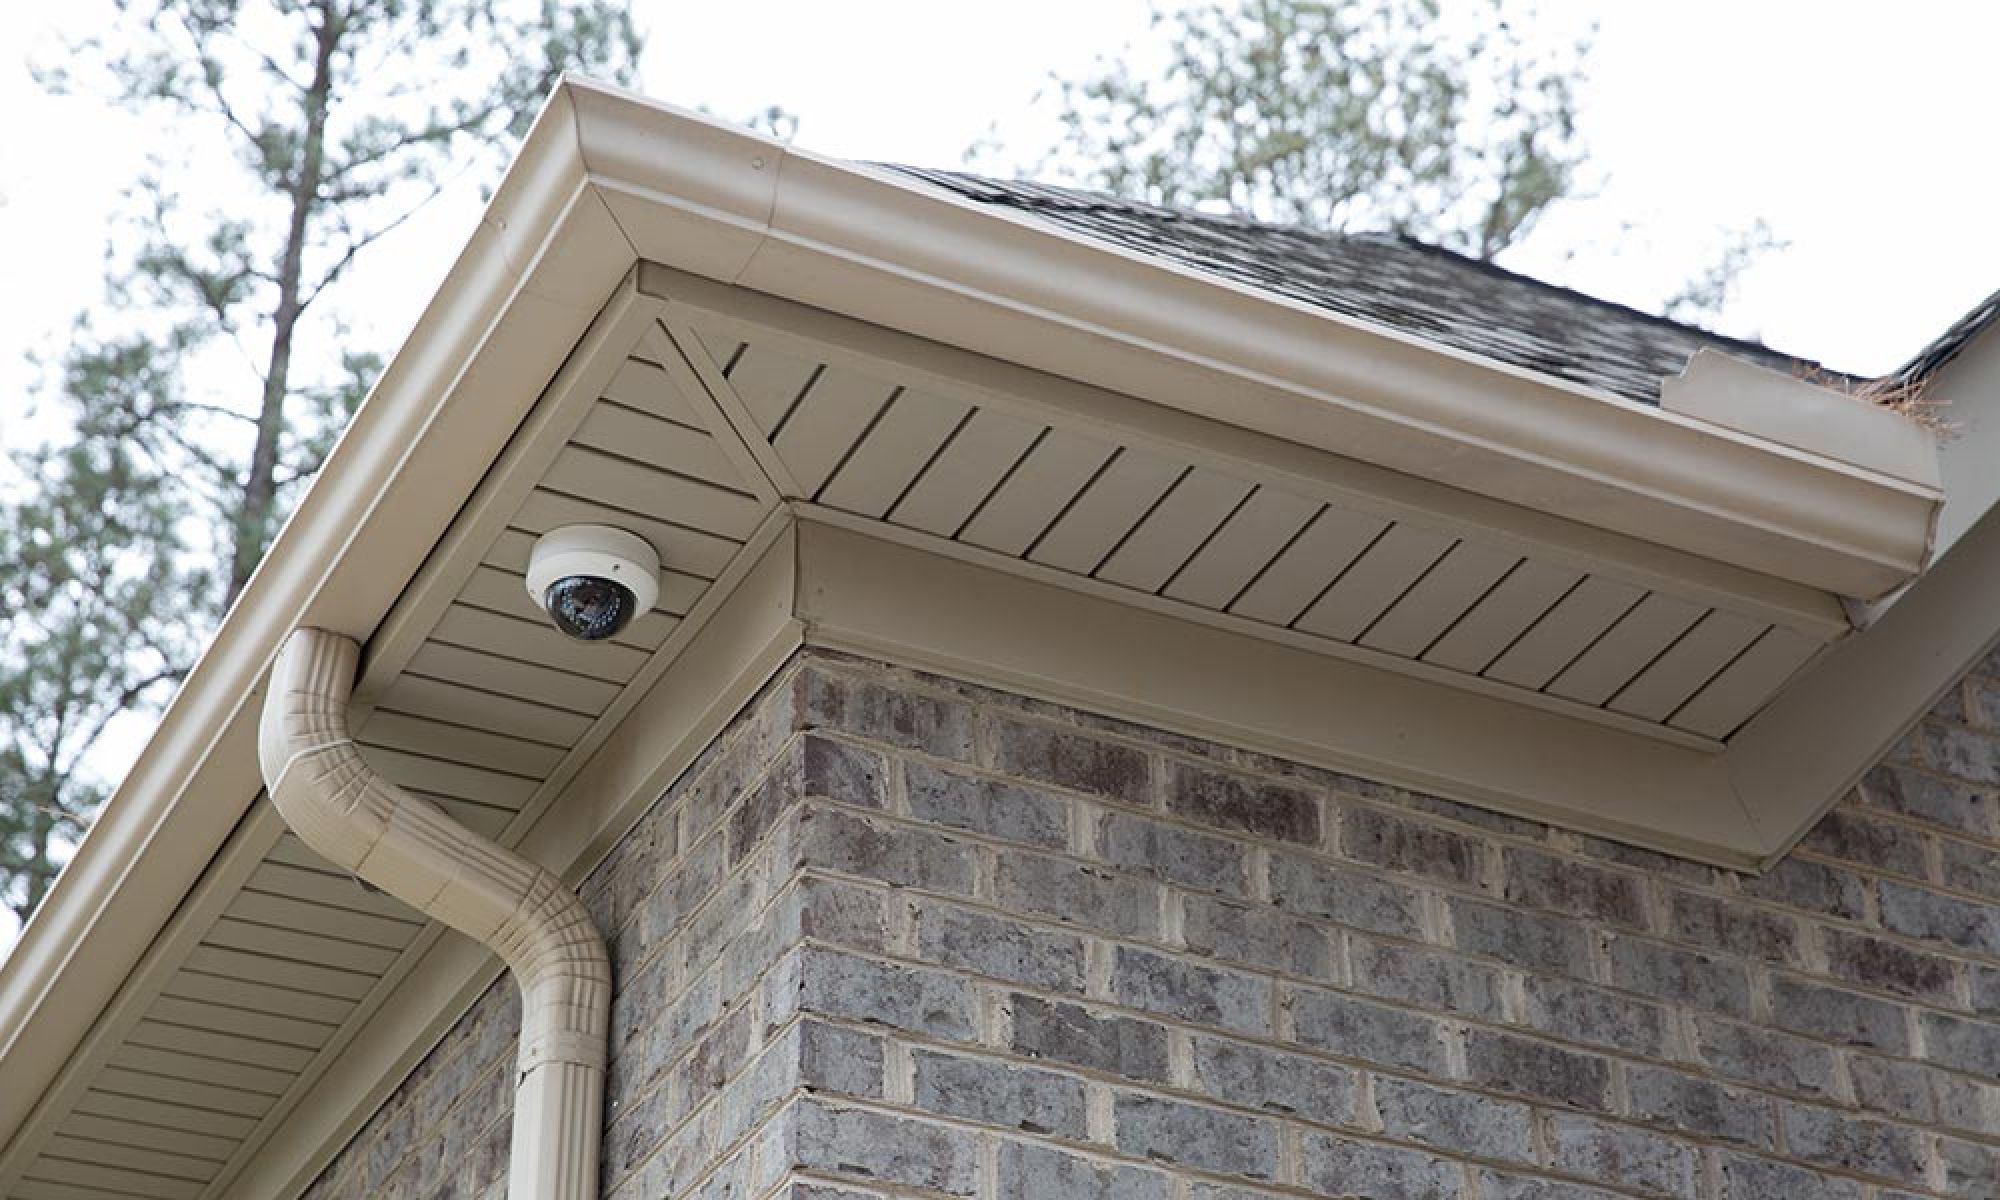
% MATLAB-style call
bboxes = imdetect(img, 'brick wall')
[304,649,2000,1200]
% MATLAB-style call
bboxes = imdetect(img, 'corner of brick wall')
[305,647,2000,1200]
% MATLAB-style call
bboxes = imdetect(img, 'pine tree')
[1026,0,1589,259]
[0,0,642,927]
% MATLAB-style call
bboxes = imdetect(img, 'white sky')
[0,1,1996,944]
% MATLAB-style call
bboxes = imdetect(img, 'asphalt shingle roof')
[892,168,1841,406]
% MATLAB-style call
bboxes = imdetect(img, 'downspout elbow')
[258,628,609,1200]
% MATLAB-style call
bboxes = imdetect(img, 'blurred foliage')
[0,0,642,927]
[1022,0,1591,259]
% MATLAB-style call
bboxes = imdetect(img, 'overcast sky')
[1,2,1997,943]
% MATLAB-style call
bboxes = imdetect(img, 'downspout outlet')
[258,628,610,1200]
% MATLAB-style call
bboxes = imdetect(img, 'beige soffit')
[0,76,1980,1198]
[565,82,1941,600]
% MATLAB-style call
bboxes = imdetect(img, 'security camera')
[525,525,660,642]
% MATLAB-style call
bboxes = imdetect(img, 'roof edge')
[561,80,1939,599]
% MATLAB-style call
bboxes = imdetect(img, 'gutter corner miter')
[258,628,609,1200]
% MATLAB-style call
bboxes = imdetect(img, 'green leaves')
[1026,0,1590,260]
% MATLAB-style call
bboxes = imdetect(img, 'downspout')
[258,628,609,1200]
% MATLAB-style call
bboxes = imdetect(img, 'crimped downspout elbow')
[258,628,609,1200]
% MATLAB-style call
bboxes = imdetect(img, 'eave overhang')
[0,78,1982,1200]
[567,83,1938,602]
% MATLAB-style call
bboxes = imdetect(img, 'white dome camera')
[525,525,660,642]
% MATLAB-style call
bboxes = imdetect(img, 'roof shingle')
[892,168,1838,406]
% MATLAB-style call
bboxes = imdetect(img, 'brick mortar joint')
[775,854,1999,1095]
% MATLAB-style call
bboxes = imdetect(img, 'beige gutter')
[260,629,608,1200]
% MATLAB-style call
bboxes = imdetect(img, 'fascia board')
[1727,493,2000,866]
[0,87,628,1156]
[547,80,1938,600]
[790,519,1761,867]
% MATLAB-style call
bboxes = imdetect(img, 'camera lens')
[543,576,636,641]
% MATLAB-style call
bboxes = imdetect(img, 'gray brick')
[904,759,1069,849]
[1566,833,1716,884]
[994,850,1161,939]
[1373,1077,1533,1162]
[1290,988,1450,1075]
[1800,809,1930,876]
[1923,1009,2000,1076]
[1849,1055,1943,1125]
[632,829,727,954]
[1781,1102,1929,1186]
[1626,1066,1774,1150]
[1976,963,2000,1015]
[1693,1017,1838,1098]
[1186,1187,1289,1200]
[1822,928,1960,1003]
[1100,811,1249,895]
[1969,672,2000,723]
[773,1187,875,1200]
[1165,761,1320,845]
[1451,898,1590,975]
[1942,835,2000,899]
[796,1020,884,1098]
[1768,976,1912,1052]
[988,715,1153,804]
[1664,889,1801,965]
[1185,1186,1292,1200]
[1114,1093,1279,1180]
[1009,994,1170,1083]
[1880,880,2000,956]
[1715,1153,1863,1200]
[798,733,888,808]
[914,901,1085,992]
[1942,1136,2000,1198]
[1740,856,1866,920]
[1269,852,1426,938]
[790,1101,979,1195]
[996,1142,1171,1200]
[791,946,976,1041]
[1606,936,1751,1017]
[1400,789,1546,838]
[1111,945,1271,1035]
[1182,894,1330,979]
[788,807,976,895]
[1476,1173,1628,1200]
[1348,937,1505,1020]
[1862,764,1995,838]
[795,874,891,953]
[1340,806,1487,888]
[1188,1035,1357,1126]
[801,668,976,760]
[1520,977,1669,1057]
[1916,721,2000,786]
[912,1049,1087,1136]
[1463,1031,1613,1111]
[1296,1134,1461,1199]
[1547,1114,1696,1198]
[1936,1070,2000,1138]
[1502,847,1648,927]
[674,1002,757,1117]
